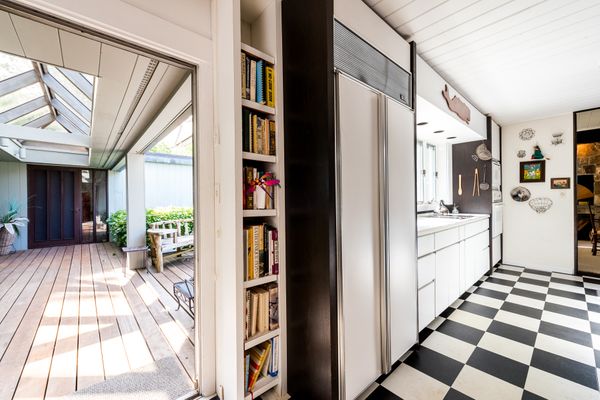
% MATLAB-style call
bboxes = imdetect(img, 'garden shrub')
[107,207,194,247]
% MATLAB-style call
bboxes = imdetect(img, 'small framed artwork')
[520,160,545,183]
[550,177,570,189]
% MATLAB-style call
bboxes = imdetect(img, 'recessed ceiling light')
[434,130,444,133]
[446,136,457,140]
[417,122,428,126]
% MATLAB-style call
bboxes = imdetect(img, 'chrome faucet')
[437,200,449,215]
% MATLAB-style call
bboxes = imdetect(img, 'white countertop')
[417,213,489,236]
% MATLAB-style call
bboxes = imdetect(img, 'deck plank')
[0,248,43,302]
[0,247,63,400]
[95,243,154,371]
[76,244,105,390]
[45,245,82,399]
[89,243,131,378]
[13,247,73,400]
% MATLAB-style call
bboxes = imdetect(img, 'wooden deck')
[0,243,196,400]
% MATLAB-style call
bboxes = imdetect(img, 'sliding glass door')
[81,169,108,244]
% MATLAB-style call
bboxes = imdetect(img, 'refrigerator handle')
[378,93,392,374]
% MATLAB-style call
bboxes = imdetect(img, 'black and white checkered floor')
[363,265,600,400]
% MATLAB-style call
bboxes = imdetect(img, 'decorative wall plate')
[529,197,553,213]
[475,143,492,161]
[510,186,531,202]
[552,132,564,145]
[519,128,535,140]
[517,150,526,158]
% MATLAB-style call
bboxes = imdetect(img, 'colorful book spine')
[241,53,247,100]
[250,60,256,102]
[266,66,275,108]
[256,60,265,104]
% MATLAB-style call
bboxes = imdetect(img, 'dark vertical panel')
[33,170,47,242]
[283,0,338,398]
[452,141,493,214]
[81,169,93,243]
[63,171,75,240]
[48,170,61,240]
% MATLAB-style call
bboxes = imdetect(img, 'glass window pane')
[0,52,33,81]
[47,65,92,109]
[416,141,423,203]
[45,120,68,132]
[9,106,51,126]
[81,170,93,243]
[0,83,45,113]
[55,94,90,126]
[94,170,108,242]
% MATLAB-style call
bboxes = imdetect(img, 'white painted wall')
[0,161,28,250]
[502,114,574,273]
[108,168,126,215]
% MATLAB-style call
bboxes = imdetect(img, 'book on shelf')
[243,167,276,210]
[246,341,272,393]
[244,352,251,393]
[243,224,279,281]
[267,283,279,330]
[265,66,275,108]
[242,109,276,156]
[268,336,279,377]
[245,286,270,339]
[241,49,275,107]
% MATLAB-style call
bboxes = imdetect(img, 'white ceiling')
[0,9,190,169]
[364,0,600,125]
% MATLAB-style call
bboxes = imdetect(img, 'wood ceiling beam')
[0,123,91,147]
[0,96,47,124]
[25,113,54,129]
[42,73,91,121]
[59,68,93,99]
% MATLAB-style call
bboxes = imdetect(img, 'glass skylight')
[0,83,45,114]
[0,50,96,135]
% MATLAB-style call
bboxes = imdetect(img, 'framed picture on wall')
[551,177,570,189]
[520,160,545,183]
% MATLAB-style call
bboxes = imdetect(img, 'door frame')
[80,169,109,244]
[573,106,600,277]
[27,164,82,249]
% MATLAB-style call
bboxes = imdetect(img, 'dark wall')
[451,117,494,214]
[282,0,338,398]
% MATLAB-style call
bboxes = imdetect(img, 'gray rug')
[63,357,195,400]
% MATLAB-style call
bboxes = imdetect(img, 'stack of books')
[244,337,279,393]
[243,224,279,280]
[243,167,276,210]
[242,109,276,156]
[241,51,275,108]
[245,284,279,339]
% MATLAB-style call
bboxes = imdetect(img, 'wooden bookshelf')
[239,1,286,398]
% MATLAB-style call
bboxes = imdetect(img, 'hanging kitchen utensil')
[479,164,490,191]
[458,174,463,196]
[471,154,479,162]
[472,168,480,196]
[475,143,492,161]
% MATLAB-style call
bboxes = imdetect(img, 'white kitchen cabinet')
[435,243,460,315]
[492,236,501,266]
[418,282,435,331]
[417,253,435,288]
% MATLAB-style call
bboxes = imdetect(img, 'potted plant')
[0,204,29,256]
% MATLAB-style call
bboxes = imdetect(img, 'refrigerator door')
[492,203,503,237]
[336,73,383,400]
[386,97,418,365]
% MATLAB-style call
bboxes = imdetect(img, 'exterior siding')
[0,161,28,250]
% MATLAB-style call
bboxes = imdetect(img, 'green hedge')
[107,207,194,247]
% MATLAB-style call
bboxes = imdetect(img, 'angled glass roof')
[0,50,95,134]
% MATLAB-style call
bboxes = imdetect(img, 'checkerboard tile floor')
[362,265,600,400]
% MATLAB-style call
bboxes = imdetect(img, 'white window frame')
[416,140,438,205]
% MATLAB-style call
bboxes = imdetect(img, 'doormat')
[63,357,195,400]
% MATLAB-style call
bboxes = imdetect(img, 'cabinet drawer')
[464,219,489,238]
[418,253,435,288]
[434,228,459,250]
[418,234,434,257]
[418,282,435,331]
[472,230,489,250]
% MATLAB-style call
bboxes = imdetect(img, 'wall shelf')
[244,274,278,289]
[242,99,276,115]
[245,328,281,351]
[242,152,277,163]
[244,375,280,400]
[241,42,275,64]
[243,209,277,218]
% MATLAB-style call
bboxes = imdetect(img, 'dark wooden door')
[28,165,81,248]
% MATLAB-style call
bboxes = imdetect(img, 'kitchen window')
[416,140,437,203]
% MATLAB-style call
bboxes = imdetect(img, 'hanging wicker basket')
[0,227,15,256]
